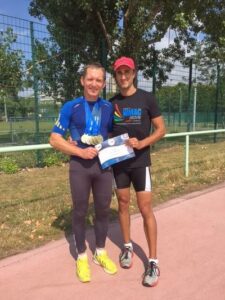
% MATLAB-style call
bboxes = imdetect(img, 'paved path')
[1,182,225,300]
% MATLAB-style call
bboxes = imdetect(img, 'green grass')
[0,119,222,138]
[0,120,55,144]
[0,141,225,259]
[0,120,55,132]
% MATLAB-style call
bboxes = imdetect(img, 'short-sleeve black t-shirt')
[109,88,161,168]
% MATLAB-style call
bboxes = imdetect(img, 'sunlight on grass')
[0,141,225,259]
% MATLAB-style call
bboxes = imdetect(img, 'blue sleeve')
[52,101,73,136]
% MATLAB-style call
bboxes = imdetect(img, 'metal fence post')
[151,49,157,150]
[187,58,193,131]
[179,88,182,126]
[30,21,41,166]
[10,119,13,143]
[193,85,197,130]
[214,63,220,143]
[152,49,157,95]
[185,135,189,177]
[99,38,107,99]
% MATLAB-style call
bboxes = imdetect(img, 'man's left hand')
[126,138,142,150]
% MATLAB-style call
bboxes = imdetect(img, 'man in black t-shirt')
[110,57,166,287]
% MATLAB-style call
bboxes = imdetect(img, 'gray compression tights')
[69,159,112,254]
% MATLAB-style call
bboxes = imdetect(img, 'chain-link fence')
[1,13,225,148]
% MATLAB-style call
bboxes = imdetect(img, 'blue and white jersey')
[52,97,113,148]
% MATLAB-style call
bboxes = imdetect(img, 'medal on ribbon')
[80,98,103,145]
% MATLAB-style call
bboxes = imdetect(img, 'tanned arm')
[127,116,166,150]
[49,133,98,160]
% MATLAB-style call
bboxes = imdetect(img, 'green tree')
[25,36,84,103]
[0,28,24,117]
[191,37,225,125]
[157,83,189,112]
[28,0,225,97]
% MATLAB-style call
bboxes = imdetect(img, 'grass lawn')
[0,120,55,132]
[0,141,225,259]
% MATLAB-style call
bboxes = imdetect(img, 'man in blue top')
[50,62,117,283]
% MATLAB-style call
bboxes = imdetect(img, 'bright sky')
[0,0,46,23]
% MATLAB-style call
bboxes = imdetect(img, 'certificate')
[95,133,135,169]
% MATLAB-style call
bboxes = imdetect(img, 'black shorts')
[113,166,152,192]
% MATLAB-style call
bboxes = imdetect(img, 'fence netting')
[0,14,225,147]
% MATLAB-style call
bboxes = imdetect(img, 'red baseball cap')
[113,56,135,71]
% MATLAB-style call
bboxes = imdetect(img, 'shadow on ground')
[52,202,148,267]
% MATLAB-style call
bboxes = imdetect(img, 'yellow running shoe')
[93,251,117,274]
[76,256,91,283]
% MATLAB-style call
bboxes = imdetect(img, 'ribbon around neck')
[83,97,102,136]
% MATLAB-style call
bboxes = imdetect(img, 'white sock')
[149,258,159,264]
[96,248,106,255]
[124,242,133,250]
[78,252,87,259]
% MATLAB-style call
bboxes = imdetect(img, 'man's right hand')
[80,147,98,159]
[67,136,98,159]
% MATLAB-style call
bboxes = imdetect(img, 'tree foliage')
[0,28,24,97]
[29,1,225,60]
[157,83,217,113]
[28,0,225,99]
[0,28,25,117]
[25,37,82,102]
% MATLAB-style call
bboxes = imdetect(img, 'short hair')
[81,62,106,80]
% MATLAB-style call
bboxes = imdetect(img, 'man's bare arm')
[127,116,166,149]
[49,133,98,159]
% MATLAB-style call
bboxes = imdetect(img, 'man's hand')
[67,136,98,159]
[126,138,143,150]
[80,147,98,159]
[126,116,166,150]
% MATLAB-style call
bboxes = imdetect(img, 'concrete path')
[1,182,225,300]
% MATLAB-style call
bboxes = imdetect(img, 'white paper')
[95,134,135,169]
